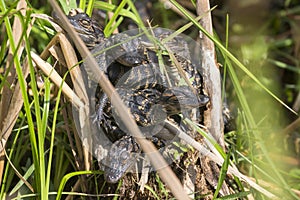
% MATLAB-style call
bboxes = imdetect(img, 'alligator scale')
[53,9,209,183]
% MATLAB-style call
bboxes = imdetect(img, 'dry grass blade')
[54,33,89,105]
[3,149,34,193]
[282,117,300,135]
[36,28,93,171]
[31,52,84,109]
[31,50,92,172]
[48,0,190,199]
[39,32,89,105]
[31,13,63,32]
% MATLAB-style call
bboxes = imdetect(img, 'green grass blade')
[144,185,160,199]
[268,58,300,74]
[86,0,95,16]
[161,6,217,44]
[79,0,86,11]
[22,11,47,197]
[94,1,138,23]
[126,0,146,28]
[46,67,71,192]
[221,14,229,101]
[58,0,77,14]
[103,0,127,36]
[0,116,27,198]
[41,79,50,141]
[156,173,168,198]
[224,52,298,197]
[112,181,123,200]
[56,171,103,200]
[184,118,226,158]
[43,78,52,193]
[9,164,35,196]
[106,15,125,37]
[214,149,230,198]
[0,1,41,193]
[168,1,299,198]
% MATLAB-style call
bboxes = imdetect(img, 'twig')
[31,52,84,109]
[282,117,300,135]
[196,0,225,148]
[4,149,34,193]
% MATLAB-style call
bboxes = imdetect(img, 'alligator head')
[103,136,141,183]
[52,8,104,49]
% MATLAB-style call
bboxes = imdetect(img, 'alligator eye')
[80,19,90,27]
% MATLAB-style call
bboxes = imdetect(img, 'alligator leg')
[94,92,109,123]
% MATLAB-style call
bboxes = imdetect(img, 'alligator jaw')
[104,136,141,183]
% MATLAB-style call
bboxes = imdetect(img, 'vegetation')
[0,0,299,199]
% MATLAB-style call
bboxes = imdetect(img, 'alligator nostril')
[104,170,121,183]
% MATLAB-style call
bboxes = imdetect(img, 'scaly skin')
[53,9,209,183]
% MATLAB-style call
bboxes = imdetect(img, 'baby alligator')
[53,9,209,183]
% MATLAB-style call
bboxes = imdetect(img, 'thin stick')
[196,0,225,148]
[282,117,300,135]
